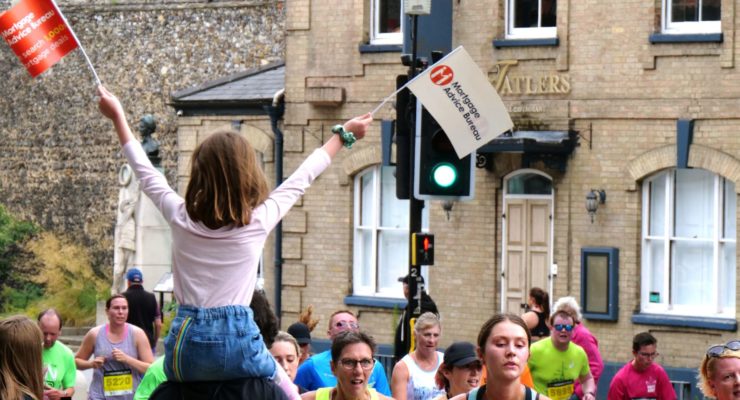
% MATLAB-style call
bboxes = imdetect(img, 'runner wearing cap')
[288,322,312,365]
[123,268,161,356]
[394,274,439,364]
[433,342,482,400]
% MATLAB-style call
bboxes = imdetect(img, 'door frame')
[500,169,555,313]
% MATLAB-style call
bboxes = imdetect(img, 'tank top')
[89,323,143,400]
[531,311,550,338]
[401,351,445,400]
[467,384,540,400]
[315,387,380,400]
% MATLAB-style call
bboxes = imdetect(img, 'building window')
[641,169,736,318]
[663,0,720,34]
[354,165,426,297]
[506,0,557,39]
[371,0,403,45]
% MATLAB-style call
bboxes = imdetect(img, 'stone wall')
[0,0,284,274]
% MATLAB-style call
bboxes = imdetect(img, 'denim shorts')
[163,304,276,382]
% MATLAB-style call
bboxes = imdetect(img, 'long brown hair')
[185,130,269,229]
[0,316,44,400]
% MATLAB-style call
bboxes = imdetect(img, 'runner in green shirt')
[39,309,76,399]
[528,310,595,400]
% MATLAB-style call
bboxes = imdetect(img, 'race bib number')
[103,369,133,396]
[546,380,574,400]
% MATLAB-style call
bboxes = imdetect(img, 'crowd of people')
[0,88,737,400]
[2,284,737,400]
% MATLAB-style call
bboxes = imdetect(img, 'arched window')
[641,168,736,317]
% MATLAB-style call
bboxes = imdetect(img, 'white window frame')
[662,0,721,34]
[352,165,428,298]
[640,169,736,318]
[370,0,404,45]
[505,0,557,39]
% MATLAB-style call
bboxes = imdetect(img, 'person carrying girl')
[97,85,372,400]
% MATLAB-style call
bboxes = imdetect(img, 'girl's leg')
[273,359,301,400]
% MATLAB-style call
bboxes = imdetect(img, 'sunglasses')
[339,358,374,370]
[335,321,359,330]
[553,324,573,332]
[707,340,740,358]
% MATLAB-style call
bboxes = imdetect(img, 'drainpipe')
[265,88,285,318]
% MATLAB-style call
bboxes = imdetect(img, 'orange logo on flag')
[0,0,78,77]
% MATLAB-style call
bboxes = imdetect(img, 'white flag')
[407,46,513,158]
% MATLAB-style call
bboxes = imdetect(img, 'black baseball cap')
[444,341,478,366]
[398,273,425,285]
[287,322,311,345]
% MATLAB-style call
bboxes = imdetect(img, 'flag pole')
[49,0,101,85]
[370,85,409,117]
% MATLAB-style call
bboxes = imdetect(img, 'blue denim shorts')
[163,304,276,382]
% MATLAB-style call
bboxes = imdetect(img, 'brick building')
[167,0,737,395]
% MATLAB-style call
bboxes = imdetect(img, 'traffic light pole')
[407,14,424,318]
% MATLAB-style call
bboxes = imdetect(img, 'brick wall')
[282,0,740,369]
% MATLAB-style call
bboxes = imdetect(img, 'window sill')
[632,312,737,331]
[493,38,559,48]
[359,44,403,53]
[344,295,406,309]
[649,33,723,44]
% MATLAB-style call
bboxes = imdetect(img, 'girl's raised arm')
[322,112,373,158]
[97,85,135,147]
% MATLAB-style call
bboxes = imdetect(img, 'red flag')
[0,0,79,77]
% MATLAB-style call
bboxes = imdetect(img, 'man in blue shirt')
[294,310,391,395]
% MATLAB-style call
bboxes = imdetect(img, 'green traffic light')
[432,163,458,188]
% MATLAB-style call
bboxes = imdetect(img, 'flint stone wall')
[0,0,285,273]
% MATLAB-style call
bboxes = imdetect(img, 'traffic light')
[411,233,434,266]
[413,103,475,200]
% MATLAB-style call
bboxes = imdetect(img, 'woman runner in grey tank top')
[75,295,153,400]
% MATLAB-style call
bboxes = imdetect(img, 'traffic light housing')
[411,233,434,266]
[395,75,414,200]
[413,103,475,200]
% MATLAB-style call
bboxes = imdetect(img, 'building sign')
[490,60,571,96]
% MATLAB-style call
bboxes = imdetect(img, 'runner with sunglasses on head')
[698,340,740,400]
[295,310,391,395]
[528,310,595,400]
[301,331,393,400]
[607,332,676,400]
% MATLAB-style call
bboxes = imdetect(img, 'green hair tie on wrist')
[332,124,356,149]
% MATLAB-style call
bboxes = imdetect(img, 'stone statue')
[139,114,161,167]
[112,164,139,294]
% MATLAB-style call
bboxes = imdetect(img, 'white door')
[502,170,553,314]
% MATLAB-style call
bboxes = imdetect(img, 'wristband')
[332,124,356,149]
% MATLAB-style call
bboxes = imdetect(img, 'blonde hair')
[185,130,269,229]
[272,331,302,358]
[698,347,740,398]
[414,312,441,333]
[0,316,44,400]
[552,296,582,323]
